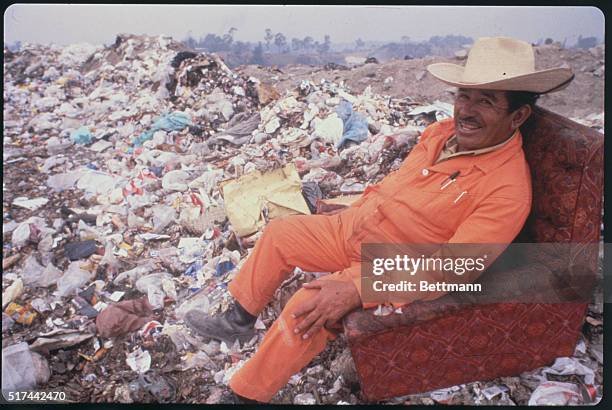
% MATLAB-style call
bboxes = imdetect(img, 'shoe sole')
[184,317,256,345]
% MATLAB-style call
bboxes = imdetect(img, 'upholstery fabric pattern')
[343,107,604,401]
[349,303,587,400]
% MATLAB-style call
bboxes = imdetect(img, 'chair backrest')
[517,106,604,244]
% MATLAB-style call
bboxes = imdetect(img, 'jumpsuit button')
[421,168,430,176]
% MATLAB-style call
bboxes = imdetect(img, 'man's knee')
[282,287,315,314]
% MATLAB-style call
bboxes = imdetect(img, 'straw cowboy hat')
[427,37,575,94]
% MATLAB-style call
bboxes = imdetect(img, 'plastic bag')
[12,197,49,211]
[11,222,32,248]
[161,278,177,301]
[528,381,583,405]
[114,265,153,285]
[55,261,95,297]
[70,126,93,145]
[46,171,84,192]
[2,312,15,332]
[542,357,596,385]
[135,272,173,294]
[162,170,190,192]
[175,291,210,320]
[21,255,62,288]
[312,113,343,146]
[178,350,215,371]
[161,324,204,351]
[151,205,177,233]
[126,348,152,373]
[134,111,192,147]
[2,342,37,391]
[2,278,23,309]
[100,242,120,270]
[147,287,165,310]
[335,100,369,148]
[46,136,71,155]
[76,170,122,197]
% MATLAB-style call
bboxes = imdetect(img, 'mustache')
[457,116,482,126]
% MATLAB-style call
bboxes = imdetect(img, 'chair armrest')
[343,293,466,342]
[343,244,598,342]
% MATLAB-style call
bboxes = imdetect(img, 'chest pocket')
[377,182,476,242]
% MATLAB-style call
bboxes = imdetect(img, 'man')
[185,37,574,403]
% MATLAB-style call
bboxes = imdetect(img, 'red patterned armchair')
[342,107,604,402]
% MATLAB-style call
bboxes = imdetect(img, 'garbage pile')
[2,34,603,404]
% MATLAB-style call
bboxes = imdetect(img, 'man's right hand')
[291,279,361,340]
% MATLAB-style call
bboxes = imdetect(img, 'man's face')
[453,88,520,151]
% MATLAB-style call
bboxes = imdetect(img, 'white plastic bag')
[162,170,190,192]
[2,342,37,391]
[55,262,94,297]
[528,381,583,405]
[21,255,62,288]
[175,291,210,320]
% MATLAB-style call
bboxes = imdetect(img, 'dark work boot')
[184,301,257,345]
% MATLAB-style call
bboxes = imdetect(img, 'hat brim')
[427,63,574,94]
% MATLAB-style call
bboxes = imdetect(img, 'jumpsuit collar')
[422,119,524,176]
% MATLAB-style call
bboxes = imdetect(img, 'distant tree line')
[182,28,333,65]
[574,35,598,49]
[375,34,473,59]
[534,35,598,49]
[179,30,605,67]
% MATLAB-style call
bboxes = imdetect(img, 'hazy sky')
[4,4,605,46]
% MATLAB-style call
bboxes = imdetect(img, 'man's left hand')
[292,279,361,340]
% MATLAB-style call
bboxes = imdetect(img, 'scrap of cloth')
[95,296,156,338]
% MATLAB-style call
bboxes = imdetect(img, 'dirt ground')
[237,43,604,120]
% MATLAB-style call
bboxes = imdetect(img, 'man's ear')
[511,104,532,129]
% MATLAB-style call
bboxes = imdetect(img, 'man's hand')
[291,279,361,340]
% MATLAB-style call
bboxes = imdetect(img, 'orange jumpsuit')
[228,118,532,402]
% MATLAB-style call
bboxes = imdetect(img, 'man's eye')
[479,98,493,107]
[457,94,469,101]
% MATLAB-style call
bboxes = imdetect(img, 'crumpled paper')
[221,163,311,236]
